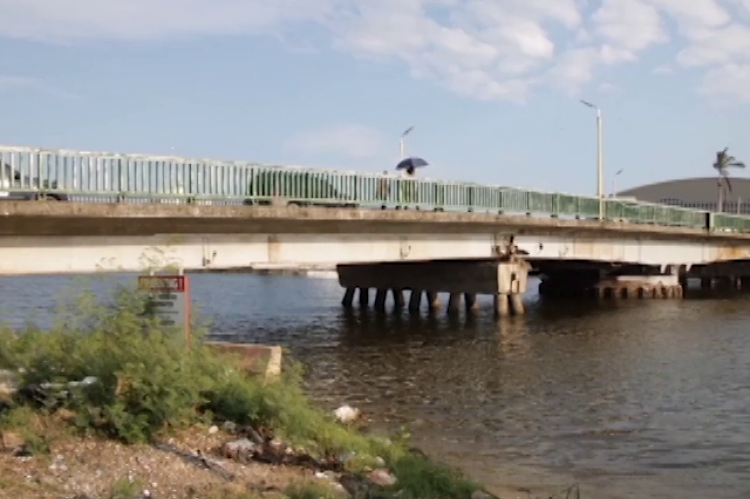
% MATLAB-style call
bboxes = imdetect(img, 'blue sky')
[1,0,749,194]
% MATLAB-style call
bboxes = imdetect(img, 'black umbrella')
[396,156,429,171]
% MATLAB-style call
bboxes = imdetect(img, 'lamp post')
[580,100,604,218]
[400,125,415,159]
[611,168,624,198]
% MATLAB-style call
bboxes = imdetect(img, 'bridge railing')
[0,145,745,233]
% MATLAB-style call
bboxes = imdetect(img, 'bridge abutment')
[337,259,529,317]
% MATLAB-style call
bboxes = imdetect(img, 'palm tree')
[713,147,745,212]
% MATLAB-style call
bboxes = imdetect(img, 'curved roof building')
[618,177,750,214]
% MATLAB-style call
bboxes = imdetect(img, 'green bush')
[0,284,384,453]
[0,285,225,442]
[0,283,480,499]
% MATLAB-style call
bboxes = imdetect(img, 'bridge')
[2,144,750,316]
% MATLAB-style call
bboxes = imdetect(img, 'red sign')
[137,275,187,292]
[138,274,191,346]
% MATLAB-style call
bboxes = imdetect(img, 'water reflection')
[1,273,750,498]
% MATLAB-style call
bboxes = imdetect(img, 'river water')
[1,272,750,499]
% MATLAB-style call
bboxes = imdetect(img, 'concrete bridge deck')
[0,201,743,241]
[0,201,748,276]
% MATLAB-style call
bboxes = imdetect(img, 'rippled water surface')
[2,273,750,499]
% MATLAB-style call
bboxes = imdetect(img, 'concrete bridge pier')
[539,268,684,301]
[408,290,423,313]
[336,259,529,316]
[464,293,479,313]
[447,293,461,315]
[392,288,405,310]
[374,289,388,312]
[358,287,369,308]
[342,287,355,308]
[427,292,441,312]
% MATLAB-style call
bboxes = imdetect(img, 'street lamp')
[580,99,604,219]
[611,168,624,198]
[400,125,415,159]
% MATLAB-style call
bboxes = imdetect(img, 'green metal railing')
[0,144,746,233]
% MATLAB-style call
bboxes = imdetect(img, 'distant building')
[617,177,750,215]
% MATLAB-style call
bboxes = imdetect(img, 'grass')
[285,482,346,499]
[107,477,146,499]
[0,283,483,499]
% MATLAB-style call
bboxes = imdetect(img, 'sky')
[1,0,750,195]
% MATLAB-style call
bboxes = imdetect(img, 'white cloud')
[1,0,750,102]
[284,124,388,159]
[652,63,674,74]
[597,82,619,93]
[700,63,750,101]
[593,0,668,53]
[0,75,79,99]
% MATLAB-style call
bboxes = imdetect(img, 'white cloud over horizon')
[2,0,750,102]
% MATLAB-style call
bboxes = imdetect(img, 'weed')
[0,283,482,499]
[285,481,346,499]
[107,476,145,499]
[0,405,52,455]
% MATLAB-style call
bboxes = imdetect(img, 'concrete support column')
[426,291,441,312]
[509,294,524,315]
[342,287,355,309]
[374,288,388,313]
[494,293,509,317]
[447,293,460,315]
[409,290,423,313]
[715,276,733,291]
[358,287,369,308]
[391,288,405,310]
[678,275,688,291]
[464,293,478,313]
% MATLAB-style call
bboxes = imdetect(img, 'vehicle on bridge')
[0,163,69,201]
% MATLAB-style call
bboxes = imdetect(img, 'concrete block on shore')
[205,342,282,378]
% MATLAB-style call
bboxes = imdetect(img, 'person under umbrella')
[396,156,428,177]
[395,157,428,203]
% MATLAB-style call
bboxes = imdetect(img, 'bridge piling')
[391,288,405,310]
[358,287,369,308]
[447,293,460,315]
[494,294,509,317]
[464,293,478,313]
[374,289,388,313]
[342,287,355,309]
[426,292,441,312]
[540,272,685,301]
[408,290,423,313]
[336,260,529,317]
[510,294,525,315]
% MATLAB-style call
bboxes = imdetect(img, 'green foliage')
[0,285,223,443]
[285,482,346,499]
[0,284,382,452]
[0,405,52,455]
[107,477,145,499]
[388,453,478,499]
[0,282,481,499]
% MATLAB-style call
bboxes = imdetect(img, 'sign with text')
[138,274,191,343]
